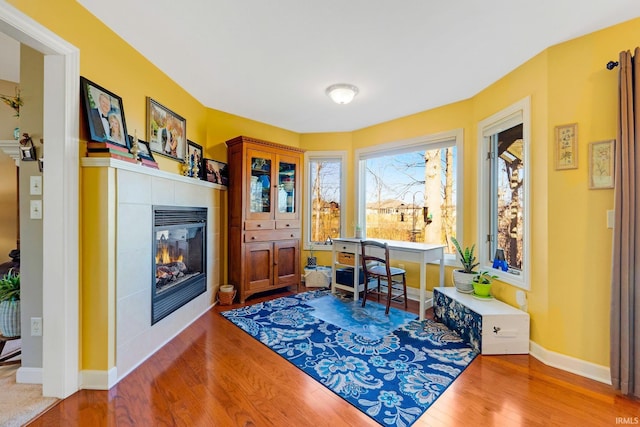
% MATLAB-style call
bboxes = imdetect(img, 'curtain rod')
[606,61,619,70]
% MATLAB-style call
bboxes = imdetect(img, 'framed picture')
[146,97,186,162]
[128,135,155,162]
[554,123,578,170]
[588,140,615,189]
[187,140,204,179]
[204,158,229,187]
[80,76,129,148]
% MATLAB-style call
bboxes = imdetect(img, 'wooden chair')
[360,240,407,314]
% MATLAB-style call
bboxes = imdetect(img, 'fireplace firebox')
[152,206,207,324]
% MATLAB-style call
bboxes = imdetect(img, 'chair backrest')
[360,240,392,278]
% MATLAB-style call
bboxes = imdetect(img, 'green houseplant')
[450,237,479,293]
[0,271,20,337]
[472,271,498,298]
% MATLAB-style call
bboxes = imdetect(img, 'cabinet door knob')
[257,224,261,227]
[290,234,294,237]
[285,223,290,227]
[251,236,256,240]
[342,246,347,250]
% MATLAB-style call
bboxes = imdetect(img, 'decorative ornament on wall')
[19,132,36,161]
[0,88,23,117]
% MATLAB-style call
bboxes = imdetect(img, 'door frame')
[0,3,80,398]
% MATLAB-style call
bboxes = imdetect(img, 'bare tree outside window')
[363,146,456,251]
[309,159,341,243]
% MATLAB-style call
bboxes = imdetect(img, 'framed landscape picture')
[80,76,129,147]
[146,97,186,162]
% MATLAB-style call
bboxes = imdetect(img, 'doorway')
[0,3,80,398]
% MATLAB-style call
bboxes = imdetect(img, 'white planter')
[0,300,20,337]
[452,270,476,294]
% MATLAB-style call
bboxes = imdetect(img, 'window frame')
[354,129,464,263]
[477,97,531,290]
[304,150,347,251]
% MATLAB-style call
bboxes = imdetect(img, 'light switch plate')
[29,176,42,195]
[30,200,42,219]
[607,210,614,229]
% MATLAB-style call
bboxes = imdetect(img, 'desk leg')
[419,257,426,321]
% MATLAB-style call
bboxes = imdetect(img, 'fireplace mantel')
[80,158,223,390]
[81,157,227,190]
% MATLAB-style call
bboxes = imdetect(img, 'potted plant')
[451,237,479,293]
[306,244,317,267]
[0,271,20,337]
[472,271,498,298]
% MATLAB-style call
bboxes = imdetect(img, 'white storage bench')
[433,287,530,355]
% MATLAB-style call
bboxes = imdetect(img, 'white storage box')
[304,266,332,288]
[434,287,530,355]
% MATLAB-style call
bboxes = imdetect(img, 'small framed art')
[80,77,129,148]
[554,123,578,170]
[204,158,229,187]
[187,140,204,179]
[146,97,186,162]
[128,135,156,162]
[588,140,615,189]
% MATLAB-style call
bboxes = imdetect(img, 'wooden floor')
[28,287,638,426]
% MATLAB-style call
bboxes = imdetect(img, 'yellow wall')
[8,0,640,372]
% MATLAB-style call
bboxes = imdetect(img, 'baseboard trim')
[529,341,611,385]
[407,287,433,309]
[16,367,43,384]
[81,367,118,390]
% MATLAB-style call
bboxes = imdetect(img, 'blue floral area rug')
[305,294,417,340]
[221,290,478,427]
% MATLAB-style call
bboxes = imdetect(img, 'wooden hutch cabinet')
[226,136,303,303]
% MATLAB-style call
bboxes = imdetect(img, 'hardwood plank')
[27,287,639,426]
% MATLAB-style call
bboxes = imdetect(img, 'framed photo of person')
[80,76,129,148]
[203,158,229,188]
[187,140,204,179]
[146,97,186,162]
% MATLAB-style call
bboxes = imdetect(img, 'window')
[356,130,463,255]
[305,151,346,249]
[478,97,530,289]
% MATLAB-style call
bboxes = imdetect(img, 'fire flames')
[156,245,183,265]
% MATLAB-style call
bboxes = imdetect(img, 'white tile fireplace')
[81,158,225,389]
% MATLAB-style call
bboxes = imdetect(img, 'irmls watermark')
[616,417,639,425]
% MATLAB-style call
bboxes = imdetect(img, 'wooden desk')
[331,238,445,320]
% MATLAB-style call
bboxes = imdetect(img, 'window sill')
[480,264,529,290]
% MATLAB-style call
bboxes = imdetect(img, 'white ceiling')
[74,2,640,132]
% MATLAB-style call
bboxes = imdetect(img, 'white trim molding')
[529,340,611,385]
[0,1,81,399]
[80,368,119,390]
[16,367,43,384]
[0,139,19,165]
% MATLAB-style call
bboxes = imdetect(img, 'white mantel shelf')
[80,157,227,191]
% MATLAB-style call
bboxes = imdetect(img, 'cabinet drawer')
[335,242,358,253]
[276,220,300,230]
[245,229,301,242]
[244,220,275,231]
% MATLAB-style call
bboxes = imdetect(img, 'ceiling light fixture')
[325,83,359,105]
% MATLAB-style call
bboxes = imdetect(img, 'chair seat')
[368,265,406,277]
[360,240,408,314]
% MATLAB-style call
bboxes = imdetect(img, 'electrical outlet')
[31,317,43,336]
